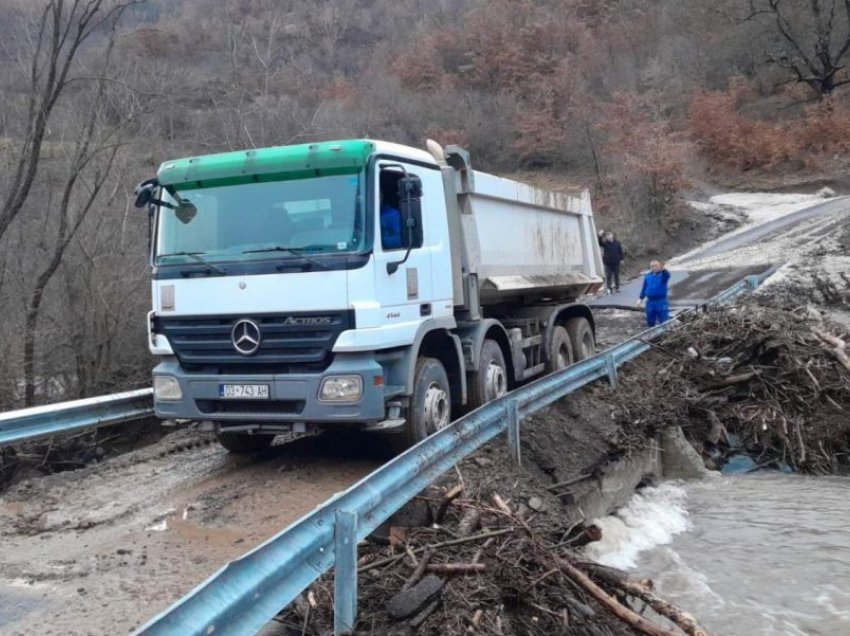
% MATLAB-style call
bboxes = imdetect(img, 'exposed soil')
[0,430,385,635]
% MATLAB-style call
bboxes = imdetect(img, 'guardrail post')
[334,510,358,635]
[746,274,760,290]
[505,398,521,466]
[605,353,619,390]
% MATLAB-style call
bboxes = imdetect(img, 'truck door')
[373,161,449,324]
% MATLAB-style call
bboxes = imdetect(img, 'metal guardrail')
[135,271,771,636]
[0,388,154,447]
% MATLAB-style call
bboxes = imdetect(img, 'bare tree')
[20,34,141,405]
[747,0,850,97]
[0,0,142,248]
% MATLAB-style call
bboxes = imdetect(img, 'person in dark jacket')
[598,231,625,293]
[637,260,671,327]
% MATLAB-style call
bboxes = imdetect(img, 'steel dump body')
[447,166,604,306]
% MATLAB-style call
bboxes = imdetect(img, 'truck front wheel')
[216,430,274,453]
[565,317,595,361]
[545,325,574,373]
[395,357,451,451]
[467,339,508,411]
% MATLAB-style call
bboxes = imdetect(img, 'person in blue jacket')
[379,173,403,250]
[637,260,670,327]
[380,199,402,249]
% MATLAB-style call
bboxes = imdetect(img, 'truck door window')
[380,169,423,251]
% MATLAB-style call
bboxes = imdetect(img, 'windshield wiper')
[159,251,226,275]
[242,246,329,270]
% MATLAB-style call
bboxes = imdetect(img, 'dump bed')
[451,169,604,305]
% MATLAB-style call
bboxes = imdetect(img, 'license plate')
[219,384,270,399]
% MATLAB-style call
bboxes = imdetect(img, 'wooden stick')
[403,546,433,591]
[525,567,559,592]
[405,544,419,567]
[435,484,464,523]
[426,562,486,574]
[358,528,515,572]
[491,494,533,535]
[472,537,494,565]
[492,494,512,516]
[546,473,593,492]
[813,327,847,350]
[813,328,850,373]
[555,557,678,636]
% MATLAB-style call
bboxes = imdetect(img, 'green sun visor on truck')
[157,140,376,190]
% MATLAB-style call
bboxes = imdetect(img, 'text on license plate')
[219,384,270,399]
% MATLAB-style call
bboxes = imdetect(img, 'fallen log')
[583,563,710,636]
[554,556,678,636]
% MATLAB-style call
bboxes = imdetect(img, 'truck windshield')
[154,173,363,266]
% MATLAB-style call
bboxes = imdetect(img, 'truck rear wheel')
[216,430,274,454]
[467,339,508,411]
[545,325,574,373]
[565,317,595,361]
[393,357,451,452]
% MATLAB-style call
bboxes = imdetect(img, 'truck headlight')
[154,376,183,401]
[319,375,363,402]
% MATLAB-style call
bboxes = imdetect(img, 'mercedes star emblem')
[231,319,261,356]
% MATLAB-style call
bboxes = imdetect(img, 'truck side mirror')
[398,175,423,248]
[386,172,423,275]
[397,175,423,199]
[134,178,158,209]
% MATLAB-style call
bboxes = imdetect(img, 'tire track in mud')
[0,430,386,635]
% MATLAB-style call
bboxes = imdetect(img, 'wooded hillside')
[2,0,850,407]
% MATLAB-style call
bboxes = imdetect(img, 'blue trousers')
[645,298,669,327]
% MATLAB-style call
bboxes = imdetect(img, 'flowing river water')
[586,474,850,636]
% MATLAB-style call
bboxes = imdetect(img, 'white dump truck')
[134,140,604,452]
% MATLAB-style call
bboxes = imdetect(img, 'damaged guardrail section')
[0,388,154,447]
[135,271,770,636]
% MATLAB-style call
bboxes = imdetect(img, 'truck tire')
[467,339,508,411]
[216,431,274,453]
[393,357,451,452]
[545,325,574,373]
[565,317,595,361]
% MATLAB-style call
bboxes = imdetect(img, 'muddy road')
[0,433,385,635]
[591,195,850,312]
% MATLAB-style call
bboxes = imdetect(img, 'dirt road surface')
[0,433,384,635]
[591,195,850,311]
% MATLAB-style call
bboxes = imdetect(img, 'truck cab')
[136,140,603,452]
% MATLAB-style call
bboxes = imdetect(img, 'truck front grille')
[195,399,305,415]
[154,310,354,370]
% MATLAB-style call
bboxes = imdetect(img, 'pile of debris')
[276,453,705,636]
[613,299,850,474]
